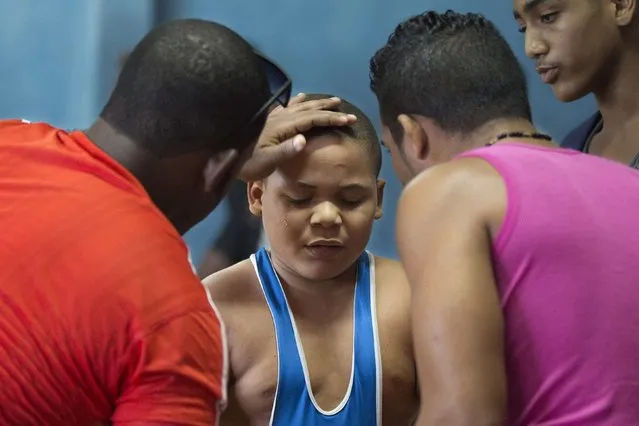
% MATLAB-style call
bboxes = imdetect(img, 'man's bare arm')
[396,161,507,426]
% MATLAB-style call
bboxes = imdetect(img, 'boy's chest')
[230,304,417,425]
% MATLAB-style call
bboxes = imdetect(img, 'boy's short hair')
[302,94,382,176]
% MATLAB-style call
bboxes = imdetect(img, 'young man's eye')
[540,11,558,24]
[516,11,558,33]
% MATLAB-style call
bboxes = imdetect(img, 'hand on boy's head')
[237,94,357,182]
[269,92,306,114]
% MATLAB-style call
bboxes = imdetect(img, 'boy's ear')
[247,180,265,216]
[374,179,385,219]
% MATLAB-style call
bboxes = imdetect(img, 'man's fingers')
[288,111,357,134]
[288,97,342,113]
[279,134,307,157]
[269,111,356,141]
[267,94,307,119]
[240,135,307,181]
[286,93,306,106]
[269,104,285,114]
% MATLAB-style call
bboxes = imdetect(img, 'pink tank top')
[459,143,639,425]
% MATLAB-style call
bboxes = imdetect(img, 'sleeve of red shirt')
[112,309,226,426]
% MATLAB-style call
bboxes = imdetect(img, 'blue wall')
[0,0,155,130]
[1,0,596,262]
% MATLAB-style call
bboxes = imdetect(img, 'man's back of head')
[101,19,270,157]
[370,10,532,141]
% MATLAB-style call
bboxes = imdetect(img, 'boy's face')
[249,134,384,281]
[513,0,626,102]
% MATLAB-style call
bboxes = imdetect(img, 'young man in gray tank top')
[513,0,639,167]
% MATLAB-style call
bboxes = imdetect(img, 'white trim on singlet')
[250,254,281,426]
[187,248,197,274]
[368,252,383,426]
[289,271,357,416]
[203,284,230,426]
[253,250,382,423]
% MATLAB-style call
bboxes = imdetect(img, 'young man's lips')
[537,66,560,84]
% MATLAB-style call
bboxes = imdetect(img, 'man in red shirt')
[0,19,355,426]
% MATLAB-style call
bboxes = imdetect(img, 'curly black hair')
[370,10,531,142]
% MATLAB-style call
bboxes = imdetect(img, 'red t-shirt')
[0,120,227,425]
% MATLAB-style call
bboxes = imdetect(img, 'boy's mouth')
[305,240,344,259]
[307,239,343,247]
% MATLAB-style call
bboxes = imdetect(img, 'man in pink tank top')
[369,10,639,426]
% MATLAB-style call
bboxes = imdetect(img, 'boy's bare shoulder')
[372,255,410,289]
[202,258,261,310]
[203,258,276,392]
[372,255,411,325]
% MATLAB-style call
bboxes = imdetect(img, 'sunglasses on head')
[249,51,292,122]
[213,50,292,152]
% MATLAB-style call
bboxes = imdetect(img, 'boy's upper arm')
[202,262,255,381]
[203,261,258,426]
[219,385,252,426]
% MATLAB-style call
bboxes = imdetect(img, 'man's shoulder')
[0,120,171,250]
[69,205,201,329]
[402,158,503,218]
[0,119,56,137]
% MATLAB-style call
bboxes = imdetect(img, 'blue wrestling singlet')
[250,247,382,426]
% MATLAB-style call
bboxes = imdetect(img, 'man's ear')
[397,114,429,161]
[374,179,386,220]
[247,180,265,217]
[612,0,636,26]
[203,149,239,193]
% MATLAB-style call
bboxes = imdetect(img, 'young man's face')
[513,0,623,102]
[249,134,384,281]
[380,125,415,186]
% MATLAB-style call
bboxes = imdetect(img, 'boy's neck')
[269,253,359,320]
[270,253,358,294]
